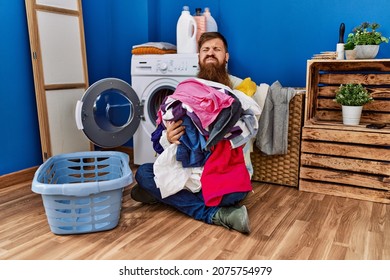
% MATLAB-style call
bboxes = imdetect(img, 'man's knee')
[135,163,153,182]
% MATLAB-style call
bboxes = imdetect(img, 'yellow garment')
[235,77,257,97]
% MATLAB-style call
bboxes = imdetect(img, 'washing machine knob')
[159,62,168,72]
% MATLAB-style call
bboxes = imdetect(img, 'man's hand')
[166,120,185,144]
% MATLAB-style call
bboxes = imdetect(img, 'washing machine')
[131,53,199,164]
[75,53,199,165]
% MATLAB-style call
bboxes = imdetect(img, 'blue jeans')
[135,163,249,224]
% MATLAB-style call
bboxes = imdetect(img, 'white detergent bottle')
[204,7,218,32]
[176,6,197,54]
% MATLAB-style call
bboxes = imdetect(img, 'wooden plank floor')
[1,177,390,260]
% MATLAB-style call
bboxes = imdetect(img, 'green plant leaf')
[334,83,373,106]
[347,22,388,46]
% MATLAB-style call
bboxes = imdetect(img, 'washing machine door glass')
[75,78,141,148]
[148,85,175,126]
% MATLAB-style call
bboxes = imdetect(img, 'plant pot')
[345,49,357,60]
[355,45,379,59]
[342,105,363,125]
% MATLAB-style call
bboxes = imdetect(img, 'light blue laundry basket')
[32,151,133,235]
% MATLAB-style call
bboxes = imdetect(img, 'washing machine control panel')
[132,54,199,76]
[157,59,196,74]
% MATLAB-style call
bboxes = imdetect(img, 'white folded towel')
[132,42,177,50]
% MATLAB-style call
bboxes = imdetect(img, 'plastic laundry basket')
[32,151,133,235]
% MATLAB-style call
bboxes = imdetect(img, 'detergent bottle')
[176,6,197,54]
[204,7,218,32]
[193,8,206,45]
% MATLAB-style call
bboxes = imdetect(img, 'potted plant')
[344,40,356,60]
[334,83,373,125]
[346,22,389,59]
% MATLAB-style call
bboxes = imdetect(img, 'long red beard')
[197,60,232,88]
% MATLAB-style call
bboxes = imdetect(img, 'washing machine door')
[75,78,142,148]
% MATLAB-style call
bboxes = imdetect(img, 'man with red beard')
[132,32,255,234]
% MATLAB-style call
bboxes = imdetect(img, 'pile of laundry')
[151,78,261,206]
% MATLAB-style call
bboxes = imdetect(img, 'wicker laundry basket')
[251,90,305,187]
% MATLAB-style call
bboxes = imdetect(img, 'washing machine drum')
[75,78,142,148]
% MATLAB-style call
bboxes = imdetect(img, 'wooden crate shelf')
[299,59,390,203]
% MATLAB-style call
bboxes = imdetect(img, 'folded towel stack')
[311,51,337,60]
[132,42,177,55]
